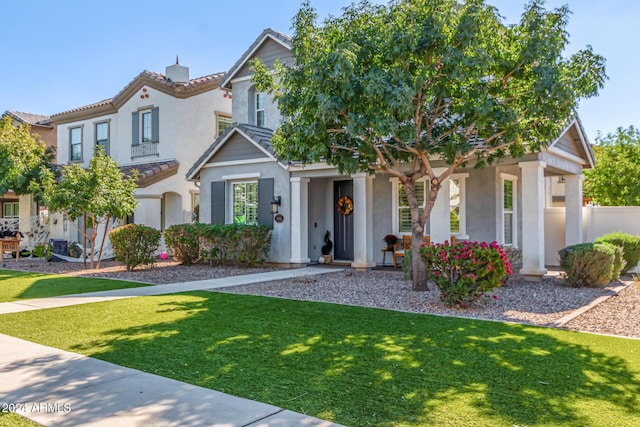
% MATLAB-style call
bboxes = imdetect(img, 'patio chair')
[393,235,431,269]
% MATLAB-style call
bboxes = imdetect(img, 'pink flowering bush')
[419,241,512,308]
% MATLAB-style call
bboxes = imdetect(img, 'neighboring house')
[0,111,55,248]
[50,60,231,244]
[187,29,593,280]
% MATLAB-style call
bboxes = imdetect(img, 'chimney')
[165,55,189,84]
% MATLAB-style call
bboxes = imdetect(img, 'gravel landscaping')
[5,257,639,339]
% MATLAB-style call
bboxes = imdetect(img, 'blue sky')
[2,0,636,141]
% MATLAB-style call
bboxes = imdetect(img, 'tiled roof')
[4,111,52,127]
[220,28,292,89]
[186,123,275,180]
[120,160,180,188]
[52,71,225,121]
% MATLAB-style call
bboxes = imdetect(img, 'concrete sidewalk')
[0,266,346,426]
[0,266,344,315]
[0,334,342,426]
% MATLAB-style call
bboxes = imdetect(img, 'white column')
[352,173,375,269]
[290,177,310,265]
[429,177,451,244]
[564,174,584,246]
[134,195,162,230]
[519,161,547,279]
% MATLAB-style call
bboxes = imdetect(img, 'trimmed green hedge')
[559,242,621,287]
[110,224,161,271]
[595,232,640,274]
[164,223,272,267]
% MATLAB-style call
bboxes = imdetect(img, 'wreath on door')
[337,196,354,216]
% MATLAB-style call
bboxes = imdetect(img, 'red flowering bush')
[419,241,512,308]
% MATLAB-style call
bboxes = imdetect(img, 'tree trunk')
[96,215,110,270]
[89,214,97,270]
[83,213,87,269]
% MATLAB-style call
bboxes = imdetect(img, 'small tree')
[253,0,606,290]
[584,126,640,206]
[0,115,56,202]
[38,149,138,269]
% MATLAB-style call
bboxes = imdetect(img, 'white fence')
[545,206,640,271]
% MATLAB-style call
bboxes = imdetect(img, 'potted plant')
[321,230,333,263]
[384,234,398,250]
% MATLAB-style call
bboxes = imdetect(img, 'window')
[216,113,232,137]
[255,93,265,127]
[95,121,109,155]
[450,178,461,234]
[3,202,18,218]
[397,181,426,234]
[142,111,152,142]
[70,126,82,161]
[233,182,258,225]
[501,174,518,246]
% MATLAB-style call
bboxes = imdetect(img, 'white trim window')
[391,175,467,237]
[141,110,152,143]
[500,173,518,247]
[216,113,232,137]
[69,126,83,162]
[255,93,265,127]
[232,181,258,225]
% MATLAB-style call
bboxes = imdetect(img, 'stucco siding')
[199,161,290,263]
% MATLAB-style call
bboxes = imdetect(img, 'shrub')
[197,223,272,267]
[558,242,617,287]
[595,232,640,274]
[420,241,511,308]
[110,224,161,271]
[164,224,200,265]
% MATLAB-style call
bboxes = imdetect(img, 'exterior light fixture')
[271,196,281,214]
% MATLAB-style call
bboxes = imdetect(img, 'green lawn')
[0,269,148,302]
[0,291,638,427]
[0,412,41,427]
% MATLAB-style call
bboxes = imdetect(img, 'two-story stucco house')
[188,29,594,280]
[51,60,231,244]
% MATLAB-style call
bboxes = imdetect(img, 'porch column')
[564,174,584,246]
[519,161,547,280]
[429,177,451,244]
[290,177,310,266]
[352,173,375,269]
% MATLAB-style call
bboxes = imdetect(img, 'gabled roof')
[120,160,180,188]
[4,111,52,128]
[186,123,276,180]
[52,70,225,125]
[547,115,595,169]
[219,28,292,90]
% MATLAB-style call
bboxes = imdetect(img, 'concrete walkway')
[0,267,346,426]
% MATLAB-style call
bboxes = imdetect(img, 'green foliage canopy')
[0,115,56,200]
[254,0,606,289]
[584,126,640,206]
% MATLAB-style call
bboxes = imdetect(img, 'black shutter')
[210,181,225,224]
[151,107,159,143]
[258,178,274,227]
[131,111,139,145]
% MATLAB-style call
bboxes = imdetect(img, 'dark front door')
[334,180,354,260]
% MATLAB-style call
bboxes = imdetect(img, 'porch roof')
[120,160,179,188]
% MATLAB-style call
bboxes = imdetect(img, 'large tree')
[0,115,56,202]
[583,126,640,206]
[37,149,138,269]
[253,0,606,290]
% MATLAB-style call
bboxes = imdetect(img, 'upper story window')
[95,121,109,155]
[216,113,232,137]
[69,126,83,162]
[132,107,159,146]
[255,93,265,127]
